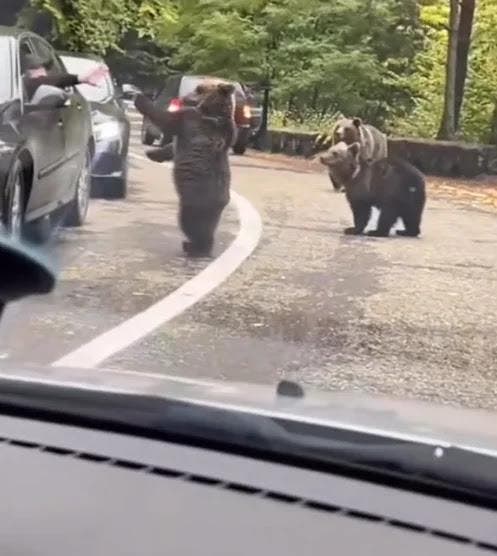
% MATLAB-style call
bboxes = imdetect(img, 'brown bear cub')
[134,80,237,256]
[322,141,426,237]
[316,117,388,192]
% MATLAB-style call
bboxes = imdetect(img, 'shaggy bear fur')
[323,141,426,237]
[135,80,237,256]
[144,85,218,163]
[317,117,388,192]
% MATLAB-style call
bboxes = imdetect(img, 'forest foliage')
[15,0,497,144]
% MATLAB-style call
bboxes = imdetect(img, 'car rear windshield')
[179,76,244,98]
[0,37,13,102]
[60,55,113,103]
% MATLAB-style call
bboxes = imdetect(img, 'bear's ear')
[195,84,207,94]
[217,83,235,95]
[352,117,362,128]
[348,142,361,158]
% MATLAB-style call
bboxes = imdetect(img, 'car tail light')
[243,104,251,119]
[168,98,183,112]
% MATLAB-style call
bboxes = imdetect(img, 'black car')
[241,83,263,137]
[0,27,93,243]
[140,74,261,155]
[60,52,130,199]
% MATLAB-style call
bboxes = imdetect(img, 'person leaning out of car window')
[22,53,109,101]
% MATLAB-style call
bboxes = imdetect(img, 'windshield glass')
[60,55,113,102]
[0,37,13,103]
[1,0,497,467]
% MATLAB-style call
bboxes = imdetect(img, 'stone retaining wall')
[253,129,497,177]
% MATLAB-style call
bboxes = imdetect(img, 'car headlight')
[93,120,121,142]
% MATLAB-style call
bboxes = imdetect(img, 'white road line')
[52,151,263,369]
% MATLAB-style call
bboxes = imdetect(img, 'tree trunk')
[454,0,475,128]
[311,86,319,111]
[437,0,461,140]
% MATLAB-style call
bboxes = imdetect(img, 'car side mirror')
[0,235,56,322]
[25,85,69,112]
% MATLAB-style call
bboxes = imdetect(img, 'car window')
[29,37,61,76]
[179,76,206,97]
[19,38,36,102]
[60,55,114,103]
[19,41,33,66]
[179,76,244,101]
[0,37,13,102]
[19,39,34,72]
[156,87,171,104]
[154,76,181,105]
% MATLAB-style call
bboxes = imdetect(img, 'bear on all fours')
[320,141,426,237]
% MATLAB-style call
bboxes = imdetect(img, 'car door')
[18,36,66,213]
[30,37,89,205]
[54,51,90,202]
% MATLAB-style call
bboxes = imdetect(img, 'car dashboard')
[1,413,496,556]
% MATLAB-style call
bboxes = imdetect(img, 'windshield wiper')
[0,377,496,510]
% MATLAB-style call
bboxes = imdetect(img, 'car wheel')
[3,159,25,240]
[141,122,155,146]
[104,161,128,199]
[65,147,91,227]
[24,215,54,245]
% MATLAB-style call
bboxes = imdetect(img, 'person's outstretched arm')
[24,73,79,100]
[25,65,109,100]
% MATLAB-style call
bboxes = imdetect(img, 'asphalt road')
[1,109,497,411]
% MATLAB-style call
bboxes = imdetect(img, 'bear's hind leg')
[397,205,422,237]
[367,204,398,237]
[180,204,225,257]
[194,205,225,255]
[179,204,203,255]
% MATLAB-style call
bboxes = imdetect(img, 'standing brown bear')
[134,80,237,257]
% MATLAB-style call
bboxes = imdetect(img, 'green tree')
[22,0,176,55]
[168,0,422,129]
[461,0,497,143]
[17,0,497,145]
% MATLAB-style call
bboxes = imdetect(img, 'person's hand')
[80,65,109,86]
